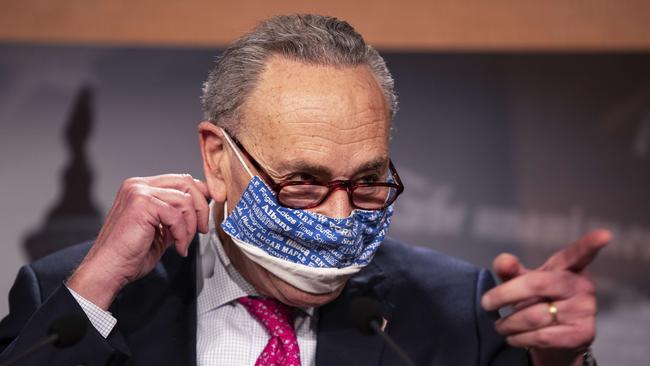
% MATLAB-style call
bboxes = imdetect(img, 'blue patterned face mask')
[220,131,394,294]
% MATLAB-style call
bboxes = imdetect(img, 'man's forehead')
[241,57,389,129]
[235,56,391,176]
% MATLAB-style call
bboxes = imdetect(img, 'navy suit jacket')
[0,238,527,365]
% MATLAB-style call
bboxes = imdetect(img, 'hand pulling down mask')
[220,129,395,294]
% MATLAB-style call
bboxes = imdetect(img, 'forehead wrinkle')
[287,132,388,151]
[259,79,387,128]
[281,113,389,140]
[279,112,388,132]
[277,90,387,117]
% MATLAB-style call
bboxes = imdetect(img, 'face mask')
[220,131,394,294]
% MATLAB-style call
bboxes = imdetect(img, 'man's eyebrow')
[278,158,388,177]
[356,158,389,174]
[279,161,331,177]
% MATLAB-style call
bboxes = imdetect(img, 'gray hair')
[201,14,398,135]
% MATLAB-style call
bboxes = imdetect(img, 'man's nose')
[313,188,353,218]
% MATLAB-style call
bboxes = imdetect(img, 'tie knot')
[238,296,295,339]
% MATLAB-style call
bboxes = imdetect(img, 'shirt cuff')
[66,285,117,338]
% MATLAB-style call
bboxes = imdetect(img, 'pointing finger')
[541,229,611,272]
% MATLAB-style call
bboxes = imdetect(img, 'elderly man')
[0,14,605,366]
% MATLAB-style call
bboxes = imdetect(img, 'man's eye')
[357,174,380,183]
[287,173,317,182]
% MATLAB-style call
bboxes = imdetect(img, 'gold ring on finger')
[547,302,559,324]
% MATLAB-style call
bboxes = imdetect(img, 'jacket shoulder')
[372,237,494,315]
[376,237,483,286]
[27,241,93,295]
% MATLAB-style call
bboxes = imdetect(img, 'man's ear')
[198,121,228,202]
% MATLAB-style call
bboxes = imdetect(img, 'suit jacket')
[0,238,527,365]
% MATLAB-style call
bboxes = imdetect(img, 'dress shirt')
[67,286,116,338]
[196,208,317,365]
[67,203,318,366]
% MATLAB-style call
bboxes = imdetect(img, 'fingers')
[127,174,211,255]
[493,253,528,282]
[495,294,596,335]
[147,187,199,256]
[481,270,587,311]
[68,174,211,309]
[147,196,191,257]
[541,229,611,272]
[505,322,595,349]
[144,174,211,234]
[496,302,563,335]
[484,231,606,355]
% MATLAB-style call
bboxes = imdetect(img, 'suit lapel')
[315,259,394,366]
[183,240,198,366]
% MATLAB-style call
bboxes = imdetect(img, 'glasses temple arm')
[221,128,255,178]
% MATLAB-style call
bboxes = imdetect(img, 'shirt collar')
[196,201,314,317]
[197,202,257,315]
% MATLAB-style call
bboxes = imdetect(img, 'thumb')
[492,253,528,282]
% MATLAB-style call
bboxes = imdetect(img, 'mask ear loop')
[220,127,255,178]
[220,128,254,220]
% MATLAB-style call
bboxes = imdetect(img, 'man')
[0,14,606,365]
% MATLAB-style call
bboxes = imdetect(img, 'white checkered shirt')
[67,205,318,366]
[195,212,317,366]
[67,286,116,338]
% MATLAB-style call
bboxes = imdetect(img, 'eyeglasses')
[225,132,405,210]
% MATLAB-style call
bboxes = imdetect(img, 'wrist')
[67,259,127,310]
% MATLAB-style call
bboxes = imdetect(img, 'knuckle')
[129,187,152,205]
[170,209,185,225]
[528,274,548,293]
[581,295,597,315]
[121,177,143,189]
[559,269,574,282]
[181,191,194,205]
[522,310,540,328]
[175,192,194,213]
[559,274,576,294]
[579,278,596,295]
[180,173,195,185]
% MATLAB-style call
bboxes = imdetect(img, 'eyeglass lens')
[278,184,398,210]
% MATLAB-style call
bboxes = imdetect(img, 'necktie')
[238,296,302,366]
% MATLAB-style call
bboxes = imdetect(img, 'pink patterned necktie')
[238,296,302,366]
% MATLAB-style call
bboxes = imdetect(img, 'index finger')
[541,229,611,272]
[192,178,210,198]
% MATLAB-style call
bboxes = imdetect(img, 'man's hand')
[67,174,210,310]
[481,230,611,366]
